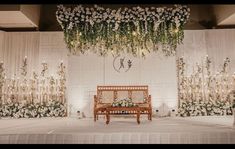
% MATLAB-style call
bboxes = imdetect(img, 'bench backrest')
[96,86,149,104]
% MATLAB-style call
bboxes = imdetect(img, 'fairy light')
[0,58,67,118]
[177,56,233,116]
[56,5,190,57]
[132,31,137,36]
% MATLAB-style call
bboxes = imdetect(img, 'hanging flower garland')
[56,4,190,57]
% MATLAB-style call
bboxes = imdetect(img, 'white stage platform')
[0,116,234,144]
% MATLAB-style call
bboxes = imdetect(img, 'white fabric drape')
[1,29,235,83]
[0,31,68,79]
[0,29,235,117]
[0,31,4,60]
[177,29,235,75]
[0,132,234,144]
[205,29,235,74]
[0,32,40,78]
[38,32,68,77]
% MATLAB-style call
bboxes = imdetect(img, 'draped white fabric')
[38,32,68,76]
[0,32,40,78]
[0,31,4,60]
[0,30,235,116]
[0,132,234,144]
[0,31,68,79]
[177,29,235,75]
[1,29,235,80]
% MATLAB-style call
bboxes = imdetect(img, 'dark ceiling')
[39,5,61,31]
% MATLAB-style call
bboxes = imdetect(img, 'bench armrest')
[148,95,152,108]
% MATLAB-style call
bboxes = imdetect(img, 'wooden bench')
[94,86,152,122]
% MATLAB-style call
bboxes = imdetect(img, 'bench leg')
[94,111,99,122]
[149,112,152,121]
[106,111,110,124]
[137,111,140,124]
[94,113,96,122]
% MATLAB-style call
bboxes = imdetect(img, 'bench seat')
[94,86,152,122]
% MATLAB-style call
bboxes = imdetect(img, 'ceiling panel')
[0,11,36,28]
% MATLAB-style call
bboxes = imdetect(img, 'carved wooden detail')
[114,90,118,100]
[128,91,132,99]
[94,85,152,123]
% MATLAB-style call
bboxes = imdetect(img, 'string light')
[56,5,190,57]
[177,56,234,116]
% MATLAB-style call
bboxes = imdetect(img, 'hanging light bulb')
[174,28,179,33]
[57,5,190,57]
[70,41,74,45]
[132,31,137,36]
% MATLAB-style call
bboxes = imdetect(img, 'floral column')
[0,61,5,104]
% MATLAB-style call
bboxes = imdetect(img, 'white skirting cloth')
[0,116,234,144]
[0,132,235,144]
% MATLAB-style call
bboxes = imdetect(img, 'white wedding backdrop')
[0,30,235,117]
[0,29,235,144]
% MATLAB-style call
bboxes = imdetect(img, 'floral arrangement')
[233,102,235,109]
[41,61,48,77]
[178,99,233,117]
[0,62,5,104]
[112,98,136,107]
[0,57,67,118]
[57,61,66,103]
[229,90,235,109]
[177,56,234,117]
[56,4,190,57]
[20,56,27,77]
[0,100,66,118]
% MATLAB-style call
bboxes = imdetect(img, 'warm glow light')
[56,5,190,57]
[0,58,67,118]
[177,56,233,117]
[132,31,137,36]
[174,28,179,33]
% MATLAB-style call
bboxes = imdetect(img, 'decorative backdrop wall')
[0,29,235,117]
[0,32,68,118]
[176,30,235,117]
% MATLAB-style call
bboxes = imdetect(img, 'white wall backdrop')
[67,52,177,117]
[0,29,235,117]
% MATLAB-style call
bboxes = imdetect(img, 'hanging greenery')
[56,4,190,57]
